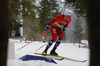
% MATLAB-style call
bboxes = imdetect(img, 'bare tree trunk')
[0,0,9,66]
[86,0,100,66]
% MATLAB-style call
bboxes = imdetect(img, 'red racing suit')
[46,13,71,41]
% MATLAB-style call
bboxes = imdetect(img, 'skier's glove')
[43,30,47,36]
[42,37,46,42]
[43,24,50,36]
[41,24,50,37]
[63,25,67,31]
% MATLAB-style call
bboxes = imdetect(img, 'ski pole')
[17,41,33,51]
[35,31,48,52]
[35,42,48,52]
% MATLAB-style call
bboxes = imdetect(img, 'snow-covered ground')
[7,39,89,66]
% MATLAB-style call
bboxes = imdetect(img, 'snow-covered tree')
[73,17,83,43]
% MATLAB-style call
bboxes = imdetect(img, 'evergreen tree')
[21,0,38,19]
[39,0,59,31]
[9,0,39,39]
[20,0,40,40]
[73,17,83,43]
[64,0,86,16]
[8,0,21,37]
[83,19,88,40]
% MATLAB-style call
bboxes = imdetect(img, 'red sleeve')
[65,18,71,27]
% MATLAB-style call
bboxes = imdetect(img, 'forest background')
[9,0,88,43]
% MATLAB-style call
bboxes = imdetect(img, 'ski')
[35,53,64,60]
[35,53,87,62]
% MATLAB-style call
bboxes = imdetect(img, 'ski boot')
[42,49,47,56]
[50,50,58,56]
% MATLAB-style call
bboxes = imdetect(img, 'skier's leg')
[54,38,63,49]
[50,38,63,55]
[42,40,55,54]
[50,28,63,55]
[42,27,57,54]
[54,28,63,49]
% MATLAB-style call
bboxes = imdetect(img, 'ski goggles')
[67,14,72,17]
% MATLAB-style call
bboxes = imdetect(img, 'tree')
[9,0,39,39]
[39,0,59,31]
[20,0,40,40]
[64,0,86,16]
[64,0,88,42]
[83,19,88,40]
[8,0,21,37]
[21,0,38,19]
[23,18,41,40]
[73,17,83,43]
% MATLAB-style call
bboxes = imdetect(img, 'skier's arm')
[63,18,71,31]
[45,24,50,31]
[63,25,67,31]
[42,24,50,37]
[63,21,70,31]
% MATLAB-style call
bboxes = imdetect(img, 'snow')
[7,39,89,66]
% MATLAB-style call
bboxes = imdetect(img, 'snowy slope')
[7,39,89,66]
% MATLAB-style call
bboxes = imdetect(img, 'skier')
[41,9,73,55]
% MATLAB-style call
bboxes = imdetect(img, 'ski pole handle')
[41,30,47,37]
[43,30,47,35]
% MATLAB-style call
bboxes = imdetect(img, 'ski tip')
[83,60,87,62]
[79,59,87,62]
[59,58,64,60]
